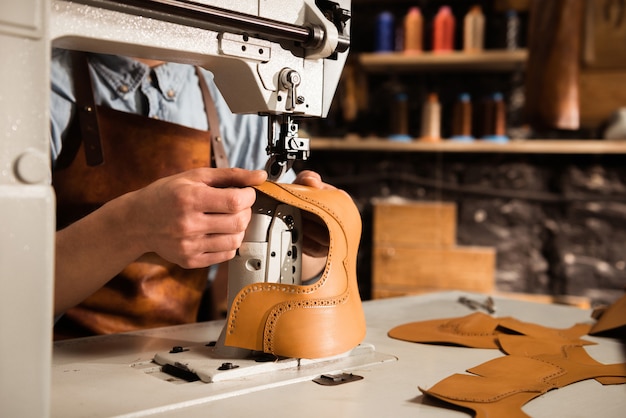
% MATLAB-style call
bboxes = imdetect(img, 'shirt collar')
[88,54,191,102]
[88,54,148,99]
[151,62,191,102]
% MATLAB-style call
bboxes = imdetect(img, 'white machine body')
[0,0,350,415]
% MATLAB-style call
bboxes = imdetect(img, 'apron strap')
[70,51,105,167]
[196,66,230,169]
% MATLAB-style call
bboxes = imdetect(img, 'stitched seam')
[439,322,496,336]
[263,290,351,353]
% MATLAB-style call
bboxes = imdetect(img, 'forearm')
[54,192,145,315]
[53,168,266,315]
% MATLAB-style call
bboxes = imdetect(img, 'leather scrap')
[421,350,626,418]
[388,312,593,350]
[589,292,626,337]
[395,309,626,416]
[388,312,503,349]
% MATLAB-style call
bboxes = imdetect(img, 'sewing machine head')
[51,0,351,179]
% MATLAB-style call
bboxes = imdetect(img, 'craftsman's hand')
[126,167,267,268]
[293,170,334,259]
[55,167,267,315]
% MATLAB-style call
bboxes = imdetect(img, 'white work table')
[52,291,626,417]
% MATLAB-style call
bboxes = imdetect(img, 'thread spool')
[506,10,520,50]
[433,6,455,52]
[463,5,485,52]
[389,92,411,141]
[451,93,474,141]
[482,92,508,142]
[376,11,395,52]
[403,7,423,53]
[420,93,441,142]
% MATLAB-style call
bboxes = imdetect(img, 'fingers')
[294,170,336,190]
[132,168,267,268]
[192,185,258,215]
[171,232,246,269]
[193,167,267,188]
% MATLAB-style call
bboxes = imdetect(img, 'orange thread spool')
[403,7,423,53]
[433,6,455,52]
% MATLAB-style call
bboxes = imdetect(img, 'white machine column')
[0,0,55,417]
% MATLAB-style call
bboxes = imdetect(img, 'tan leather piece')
[388,312,503,348]
[497,318,592,345]
[223,181,366,359]
[423,356,558,401]
[498,334,592,357]
[531,348,626,387]
[388,312,594,350]
[421,350,626,418]
[398,311,626,415]
[421,389,539,418]
[589,292,626,336]
[499,334,626,385]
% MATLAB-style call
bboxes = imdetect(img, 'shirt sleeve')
[49,49,76,167]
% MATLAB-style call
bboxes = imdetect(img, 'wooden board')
[372,246,495,298]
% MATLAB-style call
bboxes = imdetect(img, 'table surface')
[52,291,626,417]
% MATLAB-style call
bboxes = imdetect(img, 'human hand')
[125,167,267,268]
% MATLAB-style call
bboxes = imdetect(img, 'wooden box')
[372,246,495,298]
[373,200,456,248]
[371,200,495,299]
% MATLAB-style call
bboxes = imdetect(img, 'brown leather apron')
[53,53,227,339]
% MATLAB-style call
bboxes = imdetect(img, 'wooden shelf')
[311,137,626,154]
[358,49,528,73]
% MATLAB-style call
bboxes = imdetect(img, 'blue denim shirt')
[50,48,294,181]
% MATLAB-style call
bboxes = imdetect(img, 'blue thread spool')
[375,11,395,52]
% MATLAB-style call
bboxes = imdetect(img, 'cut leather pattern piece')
[421,351,626,418]
[388,312,504,348]
[224,182,366,359]
[531,350,626,387]
[425,356,561,402]
[421,389,540,418]
[397,310,626,416]
[498,334,593,357]
[388,312,596,350]
[496,317,593,346]
[420,356,560,418]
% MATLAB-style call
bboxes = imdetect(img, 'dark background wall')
[298,151,626,306]
[294,0,626,306]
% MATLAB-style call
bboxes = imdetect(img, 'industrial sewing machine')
[0,1,380,416]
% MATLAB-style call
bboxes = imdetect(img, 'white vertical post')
[0,0,54,416]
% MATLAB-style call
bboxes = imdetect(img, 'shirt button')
[118,84,129,93]
[166,89,176,98]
